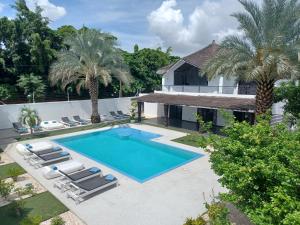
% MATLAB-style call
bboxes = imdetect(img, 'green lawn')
[0,163,26,179]
[0,192,68,225]
[16,119,129,141]
[173,133,203,147]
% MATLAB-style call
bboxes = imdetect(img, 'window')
[174,63,208,86]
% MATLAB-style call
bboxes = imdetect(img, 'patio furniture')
[25,146,62,161]
[66,174,118,204]
[29,151,71,168]
[42,160,84,179]
[117,110,130,118]
[73,115,89,125]
[12,122,28,134]
[110,111,123,119]
[40,120,64,130]
[61,117,78,127]
[54,167,102,191]
[16,142,54,156]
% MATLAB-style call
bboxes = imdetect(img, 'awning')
[135,93,255,112]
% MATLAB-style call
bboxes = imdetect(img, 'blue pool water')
[54,127,202,183]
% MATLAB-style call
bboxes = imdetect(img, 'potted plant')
[130,101,137,123]
[19,107,41,134]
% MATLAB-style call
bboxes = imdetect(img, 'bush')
[9,200,25,217]
[51,215,66,225]
[209,116,300,224]
[206,202,230,225]
[8,167,24,181]
[0,179,14,199]
[183,216,206,225]
[20,215,43,225]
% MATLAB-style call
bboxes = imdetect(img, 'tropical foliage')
[49,29,131,123]
[17,74,46,102]
[274,81,300,118]
[19,107,41,134]
[204,0,300,114]
[208,116,300,224]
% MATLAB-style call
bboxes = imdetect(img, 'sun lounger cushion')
[89,167,101,173]
[16,142,53,155]
[39,152,69,161]
[105,174,116,181]
[42,161,84,179]
[74,175,117,191]
[62,167,101,181]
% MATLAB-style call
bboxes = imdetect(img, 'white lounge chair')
[42,160,84,179]
[54,167,102,191]
[16,142,54,156]
[29,151,71,168]
[66,174,118,204]
[40,120,64,130]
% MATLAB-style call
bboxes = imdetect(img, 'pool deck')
[6,124,225,225]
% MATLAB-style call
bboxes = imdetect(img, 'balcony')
[160,85,256,95]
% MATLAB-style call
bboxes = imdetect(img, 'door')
[169,105,182,120]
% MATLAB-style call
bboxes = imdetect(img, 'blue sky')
[0,0,249,55]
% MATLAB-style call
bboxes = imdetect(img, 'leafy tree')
[50,29,131,123]
[0,84,12,103]
[17,73,46,101]
[57,25,77,39]
[274,81,300,118]
[123,45,179,94]
[19,107,41,134]
[204,0,300,115]
[208,117,300,224]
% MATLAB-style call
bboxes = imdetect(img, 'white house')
[136,41,282,131]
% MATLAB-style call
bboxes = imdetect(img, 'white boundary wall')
[0,97,132,129]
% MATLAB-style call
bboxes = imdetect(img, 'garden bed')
[0,192,68,225]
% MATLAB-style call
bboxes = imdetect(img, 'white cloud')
[26,0,66,21]
[148,0,246,55]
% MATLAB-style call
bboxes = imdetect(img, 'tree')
[274,81,300,118]
[204,0,300,115]
[208,117,300,224]
[0,84,11,103]
[57,25,77,39]
[17,73,46,102]
[19,107,41,134]
[122,45,179,94]
[50,29,131,123]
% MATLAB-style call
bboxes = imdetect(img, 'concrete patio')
[6,124,225,225]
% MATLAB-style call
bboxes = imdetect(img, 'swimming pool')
[54,127,202,183]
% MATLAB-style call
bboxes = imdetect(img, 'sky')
[0,0,256,56]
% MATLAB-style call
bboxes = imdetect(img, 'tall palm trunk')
[255,78,275,115]
[89,77,101,123]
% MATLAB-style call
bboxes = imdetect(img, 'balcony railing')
[160,85,256,95]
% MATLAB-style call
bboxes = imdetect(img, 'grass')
[172,132,206,147]
[0,163,26,179]
[16,119,130,141]
[0,192,68,225]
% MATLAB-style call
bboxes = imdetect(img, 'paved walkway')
[6,124,225,225]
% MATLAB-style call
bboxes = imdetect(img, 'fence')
[0,97,132,129]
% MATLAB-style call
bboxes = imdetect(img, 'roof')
[183,40,219,69]
[135,93,255,112]
[157,40,220,74]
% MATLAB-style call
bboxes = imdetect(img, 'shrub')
[0,179,14,199]
[194,113,212,133]
[183,216,206,225]
[20,215,43,225]
[8,167,24,181]
[209,116,300,224]
[206,202,230,225]
[9,200,25,217]
[51,216,66,225]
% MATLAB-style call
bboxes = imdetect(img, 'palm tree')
[49,29,131,123]
[19,107,41,134]
[204,0,300,114]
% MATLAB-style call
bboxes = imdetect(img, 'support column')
[164,104,170,126]
[137,102,142,122]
